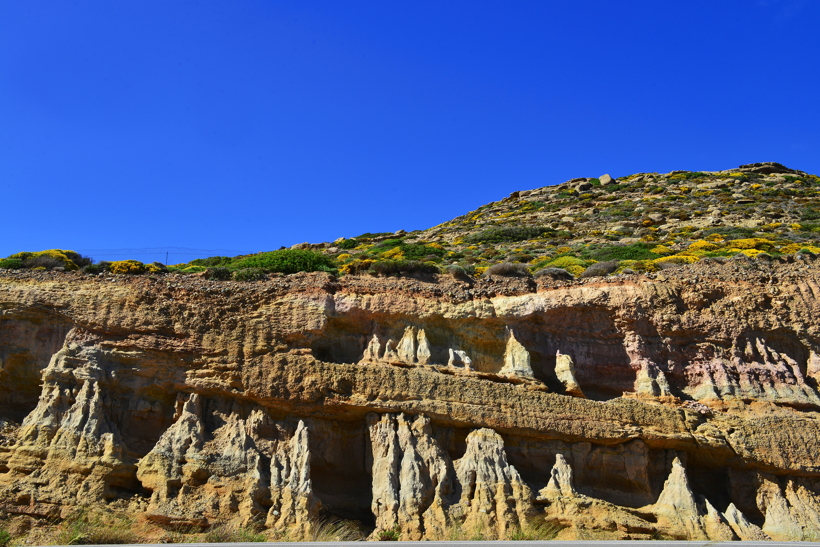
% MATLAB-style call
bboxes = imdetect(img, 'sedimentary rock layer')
[3,259,820,539]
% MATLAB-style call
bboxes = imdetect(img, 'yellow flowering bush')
[688,240,719,252]
[109,260,146,274]
[617,259,659,273]
[474,266,488,276]
[791,223,803,231]
[737,249,766,258]
[544,256,590,277]
[556,246,571,254]
[336,253,352,261]
[145,263,164,273]
[792,243,820,254]
[726,238,775,251]
[650,245,673,255]
[705,233,725,243]
[9,249,81,270]
[653,255,699,265]
[380,247,405,260]
[563,264,586,277]
[339,259,374,275]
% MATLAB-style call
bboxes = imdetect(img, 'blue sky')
[2,1,819,263]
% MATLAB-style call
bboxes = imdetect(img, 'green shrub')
[378,526,401,541]
[370,260,439,276]
[483,262,532,277]
[399,243,446,260]
[444,264,475,280]
[0,258,23,269]
[580,260,619,277]
[801,208,820,221]
[798,223,820,233]
[464,226,555,244]
[230,249,335,274]
[534,267,573,280]
[371,238,404,251]
[83,261,111,274]
[603,205,635,218]
[0,529,10,547]
[354,231,394,240]
[232,268,268,281]
[337,239,360,249]
[205,267,232,280]
[581,243,661,262]
[190,256,233,267]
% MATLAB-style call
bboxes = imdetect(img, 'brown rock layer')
[2,261,820,538]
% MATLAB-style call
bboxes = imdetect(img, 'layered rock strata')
[3,261,820,539]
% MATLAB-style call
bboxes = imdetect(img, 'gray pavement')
[48,542,820,547]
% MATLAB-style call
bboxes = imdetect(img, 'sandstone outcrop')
[4,261,820,539]
[499,330,533,378]
[453,428,534,538]
[554,351,582,396]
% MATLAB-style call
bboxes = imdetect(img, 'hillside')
[319,161,820,278]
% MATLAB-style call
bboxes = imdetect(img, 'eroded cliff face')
[3,258,820,540]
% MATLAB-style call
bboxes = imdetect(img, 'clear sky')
[2,1,819,263]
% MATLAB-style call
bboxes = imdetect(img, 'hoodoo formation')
[4,163,820,540]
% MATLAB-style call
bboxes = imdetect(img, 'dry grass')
[50,509,138,545]
[7,508,272,546]
[202,522,268,543]
[442,515,563,542]
[508,515,563,540]
[3,507,564,544]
